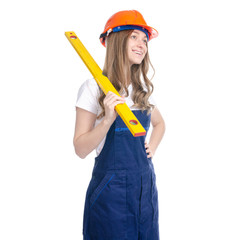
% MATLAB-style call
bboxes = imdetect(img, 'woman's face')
[127,30,148,65]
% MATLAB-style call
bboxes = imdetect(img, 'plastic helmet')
[99,10,158,47]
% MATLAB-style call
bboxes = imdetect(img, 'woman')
[73,10,165,240]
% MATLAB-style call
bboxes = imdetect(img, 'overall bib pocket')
[89,171,127,238]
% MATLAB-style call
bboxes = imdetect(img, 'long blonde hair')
[97,30,155,119]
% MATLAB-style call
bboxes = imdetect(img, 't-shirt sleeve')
[141,80,157,107]
[149,92,157,106]
[75,79,100,115]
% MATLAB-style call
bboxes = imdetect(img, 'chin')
[130,59,144,65]
[133,61,143,65]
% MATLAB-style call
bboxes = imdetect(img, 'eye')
[131,35,137,39]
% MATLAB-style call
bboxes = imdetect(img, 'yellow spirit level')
[65,31,146,137]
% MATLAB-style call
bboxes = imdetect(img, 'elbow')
[73,140,88,159]
[75,148,87,159]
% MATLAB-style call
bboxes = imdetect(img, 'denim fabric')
[83,110,159,240]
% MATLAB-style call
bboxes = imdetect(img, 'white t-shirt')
[75,78,156,156]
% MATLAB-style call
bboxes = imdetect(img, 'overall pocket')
[89,171,127,239]
[89,173,115,207]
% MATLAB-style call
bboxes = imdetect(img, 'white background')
[0,0,239,239]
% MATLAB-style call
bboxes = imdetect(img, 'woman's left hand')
[145,141,154,159]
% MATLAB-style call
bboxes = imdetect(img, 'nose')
[136,39,146,49]
[137,38,147,49]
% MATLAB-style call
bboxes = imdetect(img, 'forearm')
[74,119,112,159]
[149,121,165,156]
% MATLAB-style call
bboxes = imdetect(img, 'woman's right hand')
[103,91,125,126]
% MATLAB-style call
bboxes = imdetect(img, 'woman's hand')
[103,91,125,126]
[145,141,155,159]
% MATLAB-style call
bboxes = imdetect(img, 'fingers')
[103,92,125,125]
[145,142,153,158]
[104,91,125,102]
[104,91,125,109]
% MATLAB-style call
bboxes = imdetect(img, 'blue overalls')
[83,110,159,240]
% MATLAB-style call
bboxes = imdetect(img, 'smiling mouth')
[132,50,143,55]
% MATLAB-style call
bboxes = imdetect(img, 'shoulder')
[85,78,99,87]
[79,78,99,91]
[75,78,100,115]
[77,78,100,98]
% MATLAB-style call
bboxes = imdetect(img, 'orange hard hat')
[100,10,158,47]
